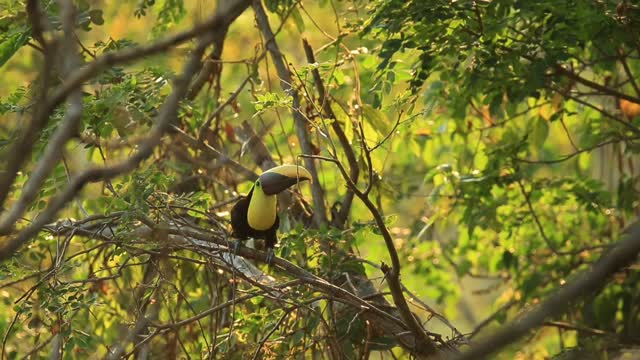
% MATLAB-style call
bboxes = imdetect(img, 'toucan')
[230,164,312,264]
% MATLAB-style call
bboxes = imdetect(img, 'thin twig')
[517,180,562,256]
[617,47,640,97]
[542,321,611,337]
[251,309,291,360]
[369,111,403,153]
[469,300,518,339]
[515,136,639,164]
[557,87,640,135]
[198,76,251,140]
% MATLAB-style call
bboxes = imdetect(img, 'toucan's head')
[256,164,312,196]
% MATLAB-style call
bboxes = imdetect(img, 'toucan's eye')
[255,180,261,187]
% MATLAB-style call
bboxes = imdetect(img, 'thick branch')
[0,1,55,210]
[0,0,83,236]
[302,39,359,229]
[26,0,48,47]
[0,0,251,224]
[0,33,213,261]
[186,0,252,101]
[455,222,640,359]
[252,0,328,226]
[555,65,640,105]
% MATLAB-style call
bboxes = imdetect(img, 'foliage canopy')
[1,0,640,358]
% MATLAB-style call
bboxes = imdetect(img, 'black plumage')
[230,187,280,250]
[228,164,311,264]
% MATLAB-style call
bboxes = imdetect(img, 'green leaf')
[530,117,549,150]
[0,31,28,68]
[290,8,305,33]
[89,9,104,25]
[362,104,390,136]
[333,68,345,86]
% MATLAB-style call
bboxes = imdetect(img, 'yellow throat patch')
[247,185,277,231]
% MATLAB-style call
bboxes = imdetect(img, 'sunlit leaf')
[0,31,28,68]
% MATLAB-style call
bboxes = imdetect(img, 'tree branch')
[555,64,640,105]
[299,153,440,356]
[0,31,215,261]
[0,0,56,210]
[515,136,639,164]
[617,47,640,98]
[186,0,252,101]
[252,0,328,226]
[301,38,359,229]
[0,0,253,235]
[555,86,640,135]
[172,126,258,181]
[106,256,160,360]
[455,222,640,359]
[542,321,611,337]
[0,0,83,236]
[198,76,252,141]
[47,200,443,358]
[25,0,49,48]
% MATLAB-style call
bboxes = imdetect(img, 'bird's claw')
[265,248,275,266]
[233,240,242,255]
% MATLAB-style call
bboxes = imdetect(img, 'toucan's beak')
[259,165,312,196]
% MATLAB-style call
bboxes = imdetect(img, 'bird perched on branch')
[230,164,312,264]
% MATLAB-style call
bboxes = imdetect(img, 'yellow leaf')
[551,93,564,111]
[538,103,552,121]
[620,99,640,118]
